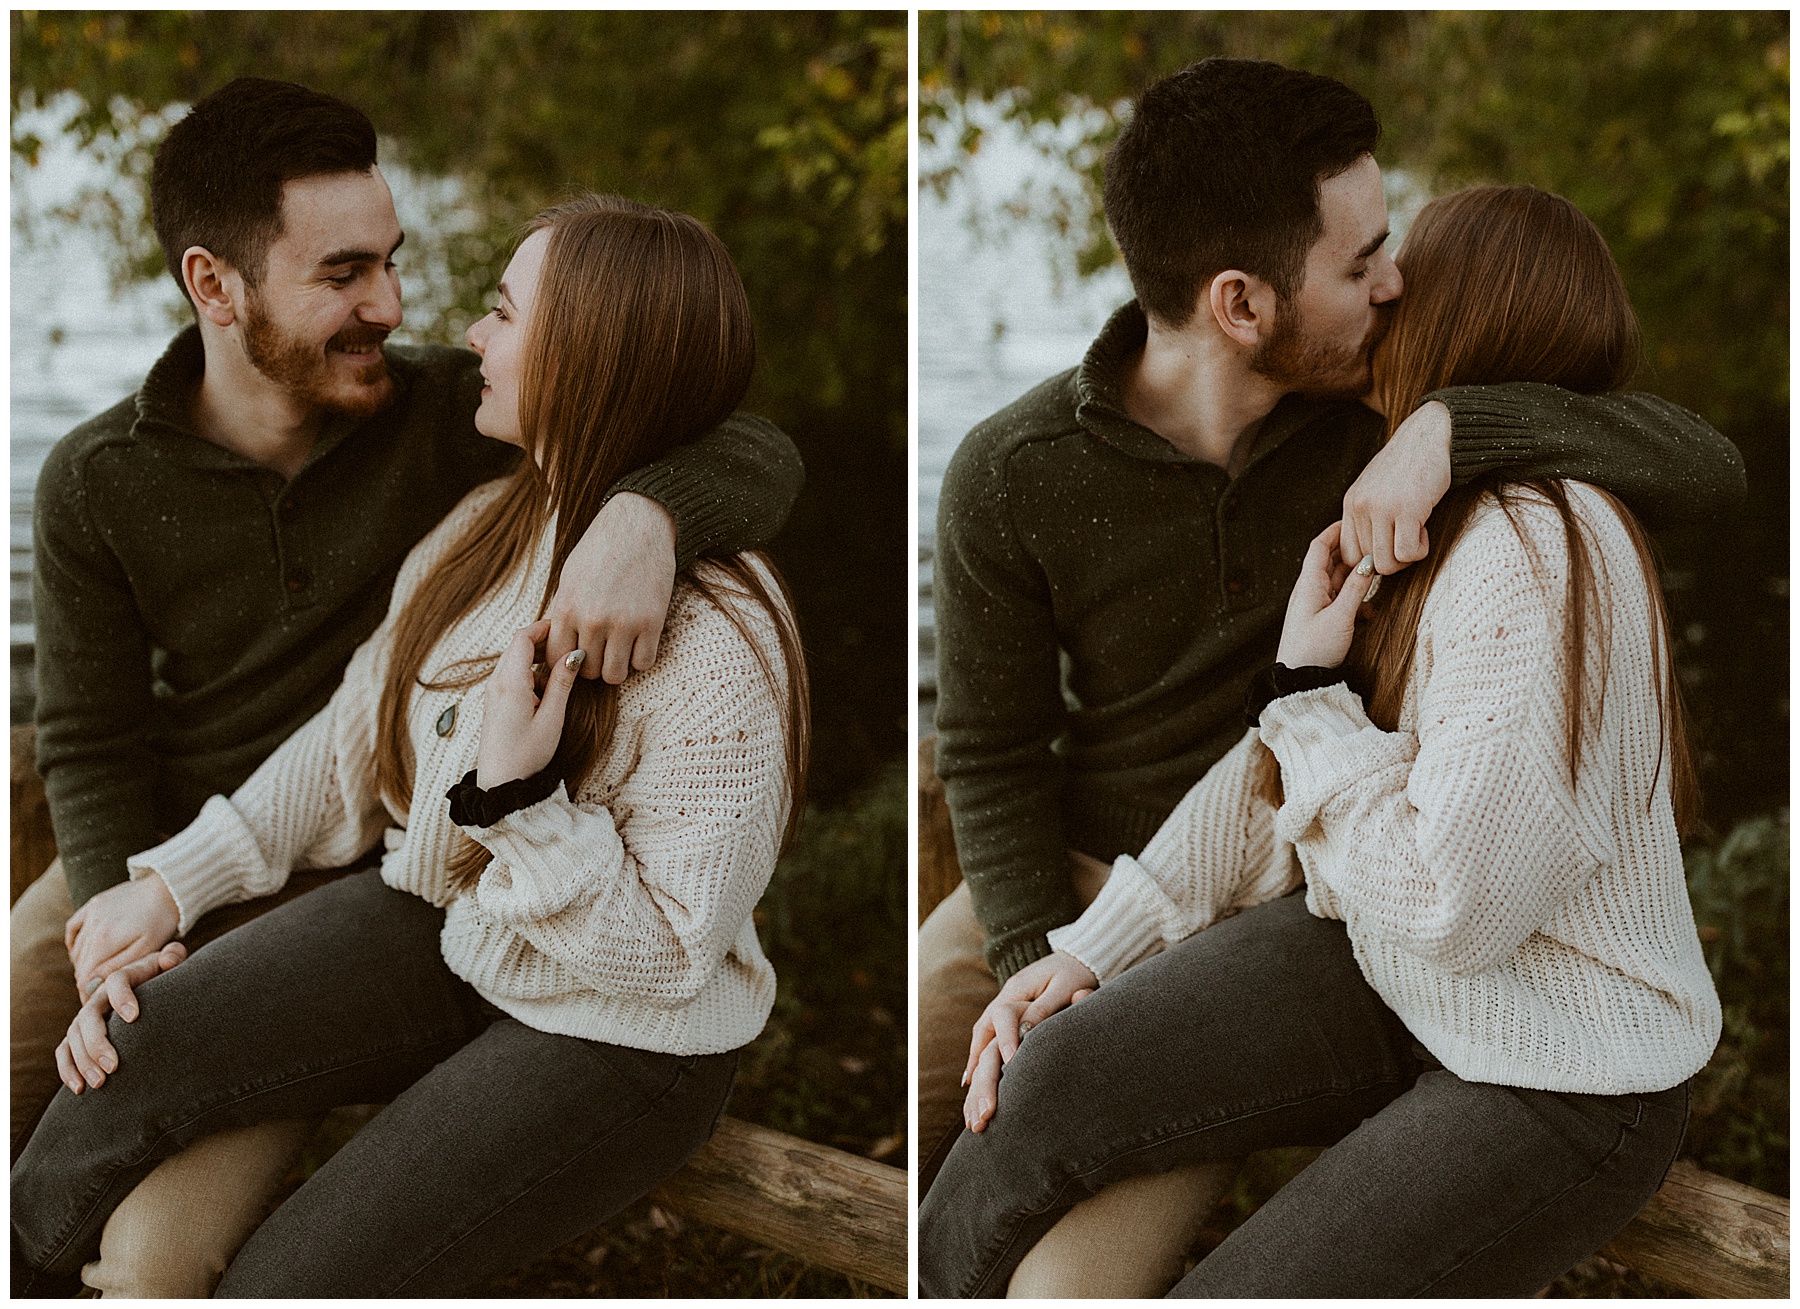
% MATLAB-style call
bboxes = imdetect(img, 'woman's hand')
[477,619,583,788]
[1276,521,1378,670]
[55,943,186,1093]
[65,872,182,1003]
[963,950,1098,1133]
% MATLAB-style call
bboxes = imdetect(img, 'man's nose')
[1371,250,1403,305]
[363,266,403,330]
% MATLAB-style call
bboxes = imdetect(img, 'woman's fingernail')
[1364,574,1383,602]
[1355,554,1375,577]
[564,650,585,672]
[960,1070,970,1088]
[1018,1019,1034,1037]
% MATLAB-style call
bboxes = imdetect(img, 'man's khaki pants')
[918,859,1239,1298]
[11,862,336,1297]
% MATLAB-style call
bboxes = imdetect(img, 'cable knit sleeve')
[1259,490,1610,977]
[1047,728,1299,980]
[126,483,506,933]
[462,586,789,1006]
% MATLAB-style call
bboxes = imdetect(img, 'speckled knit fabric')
[129,480,791,1055]
[1049,482,1721,1094]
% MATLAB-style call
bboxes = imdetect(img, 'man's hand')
[56,942,186,1093]
[962,950,1098,1134]
[1340,399,1452,574]
[65,872,182,1002]
[546,491,677,685]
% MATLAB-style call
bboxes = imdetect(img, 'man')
[12,78,801,1295]
[921,58,1742,1294]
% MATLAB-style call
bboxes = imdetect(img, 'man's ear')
[181,246,242,329]
[1206,268,1275,350]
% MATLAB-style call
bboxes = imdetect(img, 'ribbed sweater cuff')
[126,795,265,934]
[989,933,1055,985]
[1432,386,1541,484]
[1046,855,1165,982]
[1258,683,1378,835]
[609,461,739,573]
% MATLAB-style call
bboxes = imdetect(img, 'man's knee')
[81,1118,317,1298]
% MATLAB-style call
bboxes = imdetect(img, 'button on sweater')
[127,482,792,1056]
[1050,483,1721,1095]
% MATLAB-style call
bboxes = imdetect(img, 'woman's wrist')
[1243,663,1348,727]
[446,766,562,829]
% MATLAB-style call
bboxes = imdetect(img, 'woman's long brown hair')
[1263,186,1696,834]
[373,194,810,890]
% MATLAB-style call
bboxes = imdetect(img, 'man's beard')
[1250,302,1391,400]
[241,294,394,419]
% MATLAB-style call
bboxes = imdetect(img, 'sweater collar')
[131,323,416,473]
[1073,300,1348,469]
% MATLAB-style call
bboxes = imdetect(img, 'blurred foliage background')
[13,10,905,1297]
[921,10,1787,1295]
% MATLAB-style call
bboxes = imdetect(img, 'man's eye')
[328,273,355,287]
[1352,266,1371,281]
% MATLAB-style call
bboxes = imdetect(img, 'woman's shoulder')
[1451,480,1633,576]
[630,555,792,706]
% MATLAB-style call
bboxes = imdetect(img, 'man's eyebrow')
[316,232,405,269]
[1352,230,1391,263]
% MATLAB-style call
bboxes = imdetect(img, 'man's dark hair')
[1103,58,1380,327]
[150,77,378,304]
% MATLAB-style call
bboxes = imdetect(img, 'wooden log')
[651,1116,908,1294]
[1600,1159,1789,1298]
[918,735,962,923]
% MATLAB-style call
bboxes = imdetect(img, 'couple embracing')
[13,78,809,1295]
[920,58,1737,1296]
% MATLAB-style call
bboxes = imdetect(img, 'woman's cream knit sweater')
[1049,482,1721,1095]
[128,481,790,1056]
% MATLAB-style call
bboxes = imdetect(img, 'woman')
[920,186,1720,1297]
[13,194,809,1296]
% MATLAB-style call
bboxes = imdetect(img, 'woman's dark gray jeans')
[919,892,1689,1298]
[12,870,737,1296]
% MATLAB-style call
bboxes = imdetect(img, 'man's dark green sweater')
[934,303,1746,981]
[34,325,804,908]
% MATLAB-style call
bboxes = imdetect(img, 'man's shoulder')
[37,391,143,504]
[946,367,1085,484]
[963,367,1083,452]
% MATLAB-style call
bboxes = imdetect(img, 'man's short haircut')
[150,77,378,304]
[1103,58,1381,328]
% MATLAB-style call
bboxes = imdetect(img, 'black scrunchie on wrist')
[1243,664,1348,728]
[446,766,561,829]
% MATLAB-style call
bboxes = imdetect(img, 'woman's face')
[466,228,552,454]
